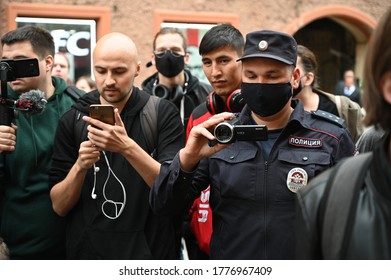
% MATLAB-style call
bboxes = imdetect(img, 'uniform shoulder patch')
[311,110,345,128]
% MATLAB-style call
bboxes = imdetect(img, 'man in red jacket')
[184,23,244,259]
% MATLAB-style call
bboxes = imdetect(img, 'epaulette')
[311,110,345,128]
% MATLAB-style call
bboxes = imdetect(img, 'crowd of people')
[0,6,390,260]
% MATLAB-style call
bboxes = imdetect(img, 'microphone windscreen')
[16,90,47,116]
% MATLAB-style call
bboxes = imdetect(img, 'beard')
[101,87,132,104]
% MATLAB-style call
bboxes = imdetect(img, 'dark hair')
[297,45,319,88]
[76,75,97,89]
[362,7,391,132]
[153,27,187,52]
[199,24,244,56]
[1,25,55,60]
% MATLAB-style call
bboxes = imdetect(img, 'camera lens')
[214,122,234,144]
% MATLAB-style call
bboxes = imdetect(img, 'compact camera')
[213,116,268,144]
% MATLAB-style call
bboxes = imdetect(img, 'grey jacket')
[296,136,391,259]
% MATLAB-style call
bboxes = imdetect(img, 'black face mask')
[241,82,293,117]
[292,80,303,97]
[154,50,185,78]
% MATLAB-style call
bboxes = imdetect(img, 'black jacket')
[296,135,391,259]
[49,88,185,259]
[150,100,356,259]
[142,69,212,129]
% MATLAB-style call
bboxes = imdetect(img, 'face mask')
[292,80,303,97]
[154,50,185,78]
[241,82,293,117]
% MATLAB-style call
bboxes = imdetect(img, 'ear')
[380,71,391,105]
[45,55,54,73]
[184,52,190,65]
[135,61,141,77]
[292,67,301,89]
[304,72,315,87]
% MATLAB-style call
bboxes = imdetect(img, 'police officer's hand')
[0,124,17,153]
[180,112,234,172]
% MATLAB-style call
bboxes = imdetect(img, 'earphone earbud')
[92,164,99,199]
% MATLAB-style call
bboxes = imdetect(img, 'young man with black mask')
[150,30,356,259]
[141,27,212,130]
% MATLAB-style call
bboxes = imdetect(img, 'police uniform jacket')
[296,135,391,259]
[150,100,356,260]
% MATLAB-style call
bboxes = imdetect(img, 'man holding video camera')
[0,25,78,259]
[150,30,356,259]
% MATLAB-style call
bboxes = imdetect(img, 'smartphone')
[0,58,40,81]
[89,104,115,125]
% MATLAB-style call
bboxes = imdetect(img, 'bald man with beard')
[49,32,185,259]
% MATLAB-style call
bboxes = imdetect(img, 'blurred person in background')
[294,45,365,141]
[52,52,73,85]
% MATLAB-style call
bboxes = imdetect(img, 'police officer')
[150,30,356,259]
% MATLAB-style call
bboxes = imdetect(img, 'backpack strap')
[321,152,373,259]
[140,95,160,157]
[73,110,88,146]
[65,86,86,101]
[64,86,87,146]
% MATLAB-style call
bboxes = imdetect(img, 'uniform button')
[230,156,235,160]
[302,157,308,161]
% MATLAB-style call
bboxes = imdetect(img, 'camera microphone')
[16,90,47,116]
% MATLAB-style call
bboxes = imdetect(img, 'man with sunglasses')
[142,27,212,130]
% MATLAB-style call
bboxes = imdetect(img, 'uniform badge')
[258,40,268,51]
[289,136,322,148]
[287,168,308,193]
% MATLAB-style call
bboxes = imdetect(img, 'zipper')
[264,159,268,259]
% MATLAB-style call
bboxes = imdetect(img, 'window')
[6,3,110,82]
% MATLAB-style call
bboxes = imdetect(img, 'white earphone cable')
[91,151,126,219]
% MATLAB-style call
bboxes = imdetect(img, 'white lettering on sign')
[51,30,91,56]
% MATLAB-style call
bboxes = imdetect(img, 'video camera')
[0,58,40,125]
[213,114,268,144]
